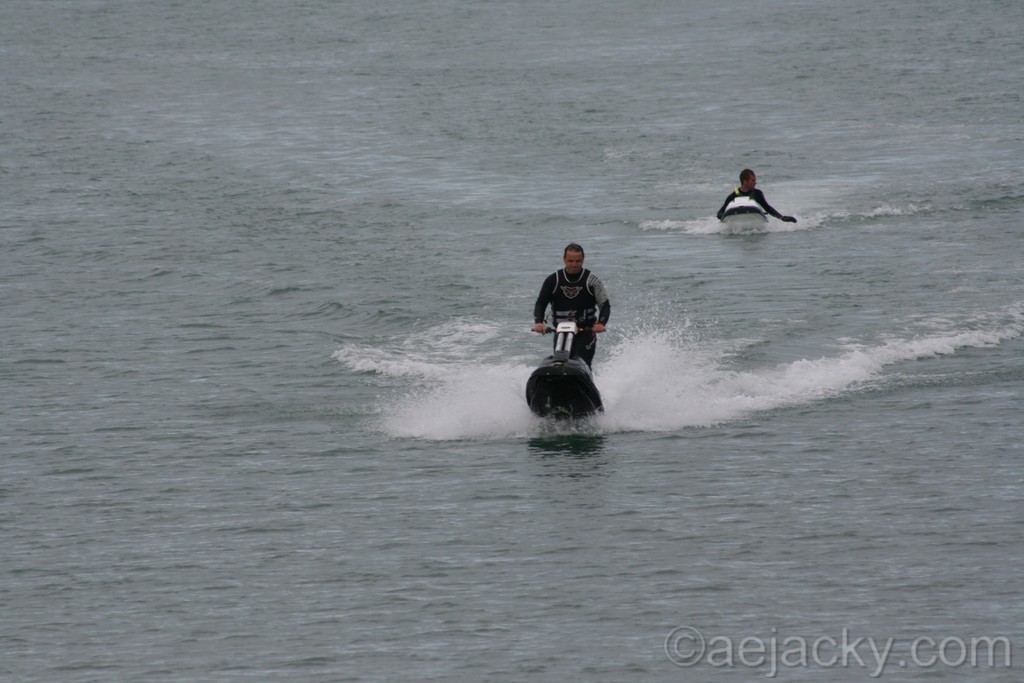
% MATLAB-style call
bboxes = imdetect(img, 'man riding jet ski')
[717,169,797,225]
[527,242,610,418]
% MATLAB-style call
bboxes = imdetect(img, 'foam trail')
[637,179,927,235]
[638,216,817,235]
[334,306,1024,441]
[333,321,540,439]
[358,361,527,439]
[597,306,1023,433]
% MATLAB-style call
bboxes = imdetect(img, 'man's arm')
[590,275,610,331]
[752,189,784,219]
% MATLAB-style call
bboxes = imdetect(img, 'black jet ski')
[525,322,603,419]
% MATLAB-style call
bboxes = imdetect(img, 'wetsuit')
[533,268,610,368]
[717,187,785,220]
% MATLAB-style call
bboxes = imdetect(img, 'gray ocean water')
[3,1,1023,681]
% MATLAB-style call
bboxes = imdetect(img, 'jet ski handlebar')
[536,322,599,335]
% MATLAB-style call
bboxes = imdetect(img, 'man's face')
[563,250,584,274]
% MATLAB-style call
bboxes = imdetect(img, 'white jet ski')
[719,195,768,229]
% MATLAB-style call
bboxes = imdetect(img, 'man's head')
[739,169,757,191]
[563,243,585,274]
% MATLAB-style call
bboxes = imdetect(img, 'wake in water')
[637,203,927,236]
[639,215,815,236]
[640,176,930,235]
[332,306,1023,441]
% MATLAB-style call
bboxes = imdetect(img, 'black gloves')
[781,215,797,223]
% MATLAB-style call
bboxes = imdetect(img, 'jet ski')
[719,195,768,229]
[526,322,603,419]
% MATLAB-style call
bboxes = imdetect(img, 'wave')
[332,305,1024,441]
[638,197,931,236]
[638,216,813,235]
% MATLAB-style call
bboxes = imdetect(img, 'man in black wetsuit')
[717,169,797,223]
[533,243,610,368]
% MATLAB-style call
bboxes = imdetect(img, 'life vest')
[549,268,599,327]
